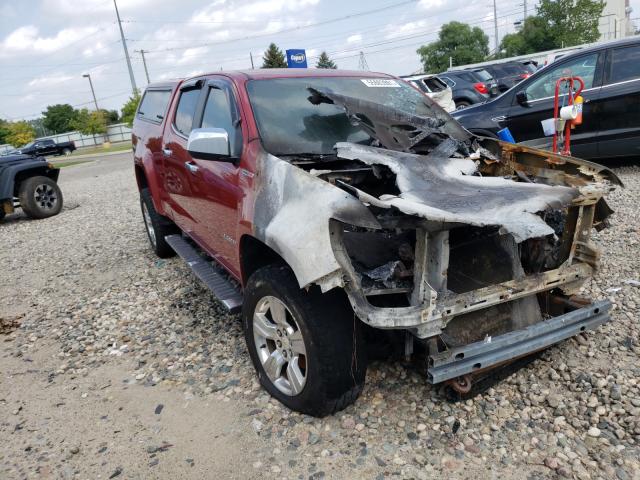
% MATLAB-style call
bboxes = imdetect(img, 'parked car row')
[405,60,535,111]
[452,37,640,160]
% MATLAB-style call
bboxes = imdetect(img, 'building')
[599,0,634,40]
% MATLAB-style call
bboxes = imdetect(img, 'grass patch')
[71,142,132,157]
[54,159,92,168]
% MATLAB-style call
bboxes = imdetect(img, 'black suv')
[0,154,63,221]
[437,69,499,108]
[453,37,640,160]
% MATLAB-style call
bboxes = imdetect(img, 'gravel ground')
[1,153,639,480]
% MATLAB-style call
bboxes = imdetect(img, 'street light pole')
[113,0,138,95]
[82,74,99,111]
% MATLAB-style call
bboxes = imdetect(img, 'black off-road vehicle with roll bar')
[0,154,64,221]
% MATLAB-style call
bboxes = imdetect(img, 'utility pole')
[250,52,255,69]
[82,74,99,110]
[135,49,150,84]
[493,0,499,55]
[524,0,527,19]
[113,0,138,95]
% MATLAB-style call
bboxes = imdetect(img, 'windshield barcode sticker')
[361,79,400,88]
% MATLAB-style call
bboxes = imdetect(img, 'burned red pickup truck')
[132,69,620,416]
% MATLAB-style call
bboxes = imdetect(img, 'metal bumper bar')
[427,300,612,384]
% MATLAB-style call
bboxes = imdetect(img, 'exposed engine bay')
[252,85,620,385]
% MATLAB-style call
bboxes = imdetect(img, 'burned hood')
[335,142,578,242]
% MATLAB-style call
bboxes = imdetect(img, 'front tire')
[62,148,71,156]
[18,176,63,219]
[243,265,367,417]
[140,188,178,258]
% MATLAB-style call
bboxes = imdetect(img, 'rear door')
[596,43,640,158]
[504,51,603,159]
[183,78,244,274]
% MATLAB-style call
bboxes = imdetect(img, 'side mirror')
[187,128,233,162]
[515,90,529,106]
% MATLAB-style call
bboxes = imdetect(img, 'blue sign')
[286,49,307,68]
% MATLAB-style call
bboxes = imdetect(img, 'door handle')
[162,148,172,157]
[184,161,199,174]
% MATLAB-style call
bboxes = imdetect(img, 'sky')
[1,0,639,121]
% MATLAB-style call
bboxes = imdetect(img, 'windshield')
[246,77,444,156]
[21,142,35,149]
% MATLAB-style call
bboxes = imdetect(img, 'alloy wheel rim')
[253,296,307,396]
[142,203,156,247]
[34,184,57,210]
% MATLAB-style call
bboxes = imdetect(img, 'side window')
[525,53,599,101]
[201,86,239,155]
[440,76,455,87]
[138,89,171,123]
[410,80,429,93]
[608,45,640,84]
[173,89,200,136]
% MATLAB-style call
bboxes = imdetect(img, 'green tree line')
[417,0,605,73]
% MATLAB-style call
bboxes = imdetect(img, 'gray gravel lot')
[1,153,639,480]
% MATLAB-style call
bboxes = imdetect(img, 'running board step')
[165,234,243,313]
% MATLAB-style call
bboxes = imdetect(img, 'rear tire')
[140,188,178,258]
[18,176,63,219]
[455,100,471,109]
[62,148,71,156]
[243,265,367,417]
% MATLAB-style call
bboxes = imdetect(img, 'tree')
[499,0,604,56]
[71,109,108,140]
[0,119,10,145]
[5,121,36,147]
[538,0,604,47]
[316,51,337,69]
[120,93,141,127]
[417,22,489,73]
[42,104,78,134]
[261,43,287,68]
[499,16,555,57]
[99,109,120,124]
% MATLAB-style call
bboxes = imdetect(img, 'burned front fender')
[252,150,380,289]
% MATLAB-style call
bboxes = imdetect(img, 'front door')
[184,79,244,275]
[596,43,640,158]
[505,51,603,159]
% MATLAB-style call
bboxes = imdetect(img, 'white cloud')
[41,0,155,16]
[417,0,444,9]
[383,20,432,40]
[28,73,74,87]
[0,25,100,56]
[347,34,362,44]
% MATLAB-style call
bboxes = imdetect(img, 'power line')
[141,0,429,53]
[141,6,524,75]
